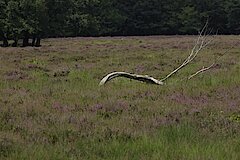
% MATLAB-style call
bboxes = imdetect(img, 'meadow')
[0,35,240,159]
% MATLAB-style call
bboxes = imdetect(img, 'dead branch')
[99,22,213,86]
[188,63,215,80]
[187,42,237,80]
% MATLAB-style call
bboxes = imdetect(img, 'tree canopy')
[0,0,239,47]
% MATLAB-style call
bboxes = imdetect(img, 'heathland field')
[0,36,240,159]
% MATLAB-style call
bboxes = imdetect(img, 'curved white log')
[99,72,164,86]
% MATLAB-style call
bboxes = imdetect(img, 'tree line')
[0,0,239,47]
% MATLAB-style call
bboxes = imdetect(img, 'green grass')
[3,124,240,160]
[0,36,240,159]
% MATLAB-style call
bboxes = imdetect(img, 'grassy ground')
[0,36,240,159]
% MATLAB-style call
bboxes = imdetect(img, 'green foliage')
[0,0,48,46]
[0,0,7,31]
[178,6,201,34]
[229,114,240,123]
[0,0,240,47]
[6,0,23,39]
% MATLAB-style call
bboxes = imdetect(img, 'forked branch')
[187,43,237,80]
[160,22,213,82]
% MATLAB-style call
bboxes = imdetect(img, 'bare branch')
[160,24,212,82]
[187,42,237,80]
[188,63,215,80]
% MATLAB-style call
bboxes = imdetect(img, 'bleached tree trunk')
[99,72,164,86]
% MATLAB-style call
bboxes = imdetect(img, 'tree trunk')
[22,33,29,47]
[12,38,18,47]
[1,32,9,47]
[32,36,36,46]
[35,36,41,47]
[3,36,8,47]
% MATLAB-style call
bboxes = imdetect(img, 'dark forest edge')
[0,0,240,47]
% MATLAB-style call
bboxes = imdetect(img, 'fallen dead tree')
[99,23,216,86]
[99,72,164,86]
